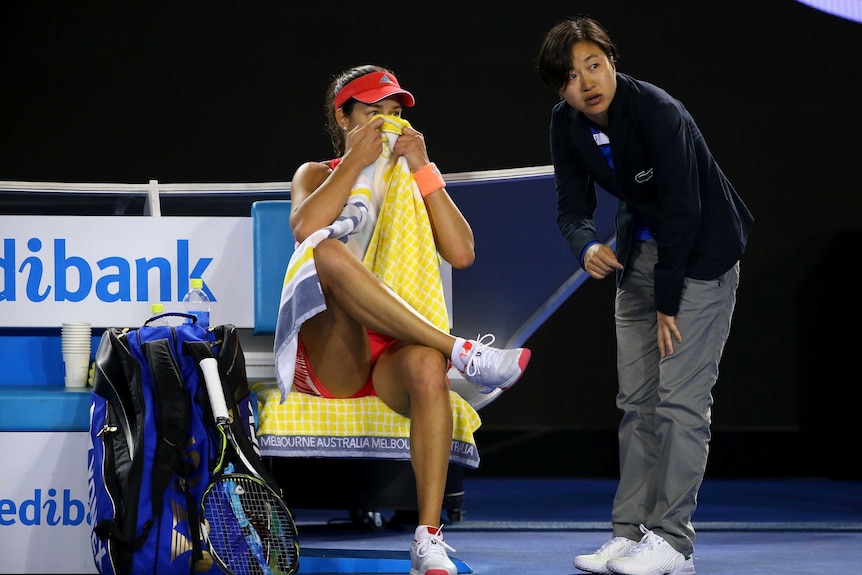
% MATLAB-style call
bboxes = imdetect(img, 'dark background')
[2,1,860,479]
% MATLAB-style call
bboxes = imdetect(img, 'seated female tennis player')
[286,64,532,575]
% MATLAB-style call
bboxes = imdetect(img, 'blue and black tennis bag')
[87,314,260,575]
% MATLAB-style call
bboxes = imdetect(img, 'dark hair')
[537,17,619,93]
[324,64,393,156]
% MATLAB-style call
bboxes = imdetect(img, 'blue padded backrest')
[251,200,294,335]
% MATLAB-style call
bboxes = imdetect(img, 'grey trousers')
[611,239,740,557]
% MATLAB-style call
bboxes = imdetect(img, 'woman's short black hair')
[537,17,619,94]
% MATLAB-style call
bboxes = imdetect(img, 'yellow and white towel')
[361,117,449,332]
[253,381,482,468]
[273,115,449,400]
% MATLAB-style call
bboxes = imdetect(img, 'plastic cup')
[61,322,92,387]
[62,348,91,355]
[61,322,91,345]
[63,352,91,388]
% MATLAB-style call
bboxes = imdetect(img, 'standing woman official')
[537,17,754,575]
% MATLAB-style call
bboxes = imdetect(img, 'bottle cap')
[151,303,164,314]
[190,278,203,289]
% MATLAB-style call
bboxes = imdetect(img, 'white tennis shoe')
[410,525,457,575]
[455,333,532,394]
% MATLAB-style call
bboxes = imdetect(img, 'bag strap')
[92,328,145,545]
[143,311,198,326]
[133,336,191,550]
[135,332,208,564]
[142,338,189,511]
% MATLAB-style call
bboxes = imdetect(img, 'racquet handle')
[199,357,230,422]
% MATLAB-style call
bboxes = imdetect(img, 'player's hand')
[393,125,431,172]
[584,243,623,279]
[657,312,682,357]
[343,115,386,167]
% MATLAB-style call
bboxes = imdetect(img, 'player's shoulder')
[292,160,332,184]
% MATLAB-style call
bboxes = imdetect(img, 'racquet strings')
[203,470,299,575]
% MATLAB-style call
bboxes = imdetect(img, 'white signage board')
[0,432,97,574]
[0,216,254,328]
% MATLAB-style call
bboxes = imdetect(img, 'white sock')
[414,524,439,539]
[450,337,473,372]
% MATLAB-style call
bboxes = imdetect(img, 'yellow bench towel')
[253,381,482,468]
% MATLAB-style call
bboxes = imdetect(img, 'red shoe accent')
[519,348,532,371]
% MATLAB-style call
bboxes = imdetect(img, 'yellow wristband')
[413,162,446,198]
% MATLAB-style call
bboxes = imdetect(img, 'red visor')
[333,71,416,109]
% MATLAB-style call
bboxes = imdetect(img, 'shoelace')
[597,536,632,553]
[630,524,662,553]
[415,524,456,559]
[463,333,502,378]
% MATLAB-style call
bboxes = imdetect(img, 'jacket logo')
[635,168,653,183]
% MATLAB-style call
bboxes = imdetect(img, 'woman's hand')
[393,125,431,172]
[584,243,623,279]
[657,312,682,358]
[342,115,387,168]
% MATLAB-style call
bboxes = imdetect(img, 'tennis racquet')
[196,352,300,575]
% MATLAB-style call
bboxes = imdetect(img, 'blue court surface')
[293,477,862,575]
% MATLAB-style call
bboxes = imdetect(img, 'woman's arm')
[550,109,600,265]
[392,125,475,269]
[290,117,387,242]
[422,188,475,269]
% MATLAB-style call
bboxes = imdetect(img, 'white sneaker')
[410,524,457,575]
[606,525,695,575]
[456,334,531,394]
[573,536,638,574]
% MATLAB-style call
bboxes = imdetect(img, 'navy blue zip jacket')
[550,72,754,316]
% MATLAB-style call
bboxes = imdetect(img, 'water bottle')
[182,278,211,328]
[148,303,171,327]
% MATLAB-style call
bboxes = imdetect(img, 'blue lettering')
[20,489,41,525]
[176,239,215,302]
[63,489,86,526]
[22,238,51,301]
[94,256,131,301]
[177,239,189,299]
[45,488,60,525]
[0,237,216,303]
[0,238,14,301]
[0,499,14,525]
[54,239,92,302]
[0,489,90,526]
[136,256,172,301]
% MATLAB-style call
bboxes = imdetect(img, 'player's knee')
[313,239,350,274]
[403,348,449,394]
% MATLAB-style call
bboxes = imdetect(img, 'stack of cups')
[62,322,92,388]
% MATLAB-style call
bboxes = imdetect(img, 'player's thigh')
[300,309,371,394]
[372,343,449,415]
